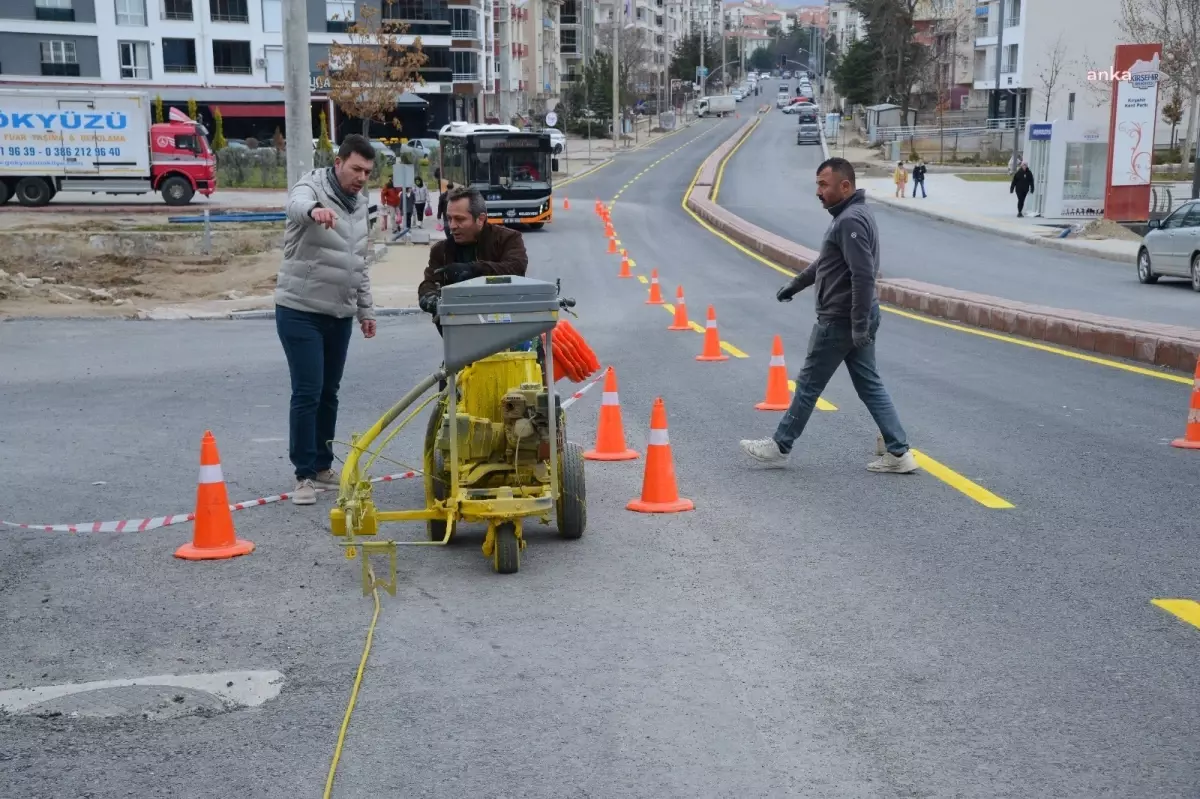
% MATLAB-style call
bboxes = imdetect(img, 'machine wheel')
[556,441,587,539]
[15,177,52,207]
[160,176,195,206]
[1191,253,1200,293]
[493,522,520,574]
[423,396,452,542]
[527,223,545,230]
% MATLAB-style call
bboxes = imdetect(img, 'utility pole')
[719,1,726,92]
[700,4,706,92]
[989,0,1006,123]
[499,0,511,123]
[283,0,312,188]
[612,0,621,147]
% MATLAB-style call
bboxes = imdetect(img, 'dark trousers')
[1016,190,1028,215]
[912,178,926,197]
[773,306,909,456]
[276,305,353,479]
[414,202,426,224]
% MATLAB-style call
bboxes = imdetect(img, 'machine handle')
[559,297,576,308]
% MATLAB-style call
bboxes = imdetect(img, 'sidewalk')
[857,175,1142,264]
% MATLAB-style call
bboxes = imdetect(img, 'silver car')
[1137,200,1200,291]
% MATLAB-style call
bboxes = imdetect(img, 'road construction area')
[3,114,1200,798]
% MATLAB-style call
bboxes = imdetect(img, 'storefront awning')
[210,103,286,118]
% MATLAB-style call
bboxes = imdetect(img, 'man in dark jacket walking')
[1010,162,1035,217]
[740,157,917,474]
[911,159,927,198]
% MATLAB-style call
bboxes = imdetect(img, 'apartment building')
[559,0,595,86]
[972,0,1124,125]
[912,0,974,110]
[489,0,563,122]
[683,0,719,39]
[593,0,684,95]
[827,0,864,53]
[0,0,496,139]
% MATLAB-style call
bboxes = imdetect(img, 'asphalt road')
[2,117,1199,798]
[718,105,1200,329]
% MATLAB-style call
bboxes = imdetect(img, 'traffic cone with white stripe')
[607,236,618,254]
[646,269,664,304]
[755,335,791,410]
[175,431,255,561]
[584,367,640,461]
[1170,357,1200,450]
[668,285,689,330]
[627,398,694,514]
[619,255,633,278]
[695,305,729,362]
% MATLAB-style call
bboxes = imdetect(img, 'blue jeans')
[774,306,909,456]
[912,179,926,197]
[276,305,353,479]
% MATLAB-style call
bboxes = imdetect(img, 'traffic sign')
[545,111,558,127]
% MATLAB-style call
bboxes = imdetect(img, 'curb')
[863,195,1138,265]
[685,125,1200,374]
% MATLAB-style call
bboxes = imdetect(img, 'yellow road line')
[638,275,649,284]
[788,380,838,411]
[681,137,1192,387]
[610,127,725,204]
[656,303,748,358]
[910,449,1015,509]
[1152,599,1200,630]
[712,117,758,203]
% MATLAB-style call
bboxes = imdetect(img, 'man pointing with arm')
[740,157,918,474]
[275,134,378,506]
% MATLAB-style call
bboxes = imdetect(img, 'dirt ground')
[1077,218,1144,242]
[0,213,283,319]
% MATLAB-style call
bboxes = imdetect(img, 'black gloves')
[776,282,799,303]
[438,262,479,285]
[418,293,438,315]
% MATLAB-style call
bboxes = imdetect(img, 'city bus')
[437,122,556,228]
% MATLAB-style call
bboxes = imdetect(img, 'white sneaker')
[740,437,789,466]
[314,469,339,489]
[867,451,919,474]
[291,479,317,505]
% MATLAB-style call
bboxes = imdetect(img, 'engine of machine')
[501,383,554,454]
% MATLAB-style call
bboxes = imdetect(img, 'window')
[119,41,152,79]
[212,39,252,74]
[326,0,355,32]
[560,29,578,54]
[116,0,146,25]
[1002,44,1018,73]
[210,0,249,23]
[40,40,80,75]
[163,0,193,20]
[163,37,197,72]
[1068,91,1075,121]
[261,0,281,32]
[35,0,75,22]
[450,7,476,36]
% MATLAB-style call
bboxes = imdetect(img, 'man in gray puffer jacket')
[275,134,378,506]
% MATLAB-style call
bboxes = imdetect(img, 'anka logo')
[1087,53,1162,88]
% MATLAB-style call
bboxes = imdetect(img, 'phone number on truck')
[5,146,123,157]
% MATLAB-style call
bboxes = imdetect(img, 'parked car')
[399,138,439,159]
[1137,199,1200,291]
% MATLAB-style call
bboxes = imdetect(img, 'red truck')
[0,88,216,207]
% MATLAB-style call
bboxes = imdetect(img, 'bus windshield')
[467,137,552,190]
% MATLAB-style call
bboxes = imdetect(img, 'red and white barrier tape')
[1,470,420,534]
[1,372,606,535]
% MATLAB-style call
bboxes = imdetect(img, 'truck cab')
[149,121,217,204]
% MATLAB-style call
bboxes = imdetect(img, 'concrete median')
[685,123,1200,373]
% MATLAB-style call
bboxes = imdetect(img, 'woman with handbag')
[412,177,429,228]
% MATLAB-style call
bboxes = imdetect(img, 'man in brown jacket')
[417,186,529,333]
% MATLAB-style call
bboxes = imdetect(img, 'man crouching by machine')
[417,187,530,389]
[417,186,529,335]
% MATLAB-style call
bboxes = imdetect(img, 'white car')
[546,127,566,154]
[1137,199,1200,290]
[776,93,792,108]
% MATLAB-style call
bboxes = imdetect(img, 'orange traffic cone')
[627,398,693,514]
[584,368,640,461]
[696,305,729,362]
[618,255,633,278]
[1171,358,1200,449]
[668,286,689,330]
[562,197,570,210]
[646,269,664,304]
[755,335,792,410]
[175,431,255,561]
[607,237,618,254]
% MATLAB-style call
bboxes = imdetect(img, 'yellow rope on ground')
[323,564,382,799]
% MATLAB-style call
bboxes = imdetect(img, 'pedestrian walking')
[893,161,908,198]
[403,185,416,230]
[1010,162,1035,217]
[413,177,428,227]
[911,159,927,198]
[436,181,455,240]
[740,157,918,474]
[276,134,378,506]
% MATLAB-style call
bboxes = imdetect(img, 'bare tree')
[912,0,974,162]
[1035,33,1074,120]
[320,1,427,138]
[1118,0,1200,178]
[596,24,654,107]
[850,0,924,125]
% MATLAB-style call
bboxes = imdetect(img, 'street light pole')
[990,0,1006,122]
[720,3,727,92]
[282,0,312,188]
[612,0,621,147]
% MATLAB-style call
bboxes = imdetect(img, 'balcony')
[974,19,990,38]
[1004,13,1020,27]
[453,72,479,81]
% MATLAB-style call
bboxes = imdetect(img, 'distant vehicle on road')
[1137,200,1200,291]
[796,113,821,145]
[697,95,736,118]
[0,88,216,207]
[438,121,555,229]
